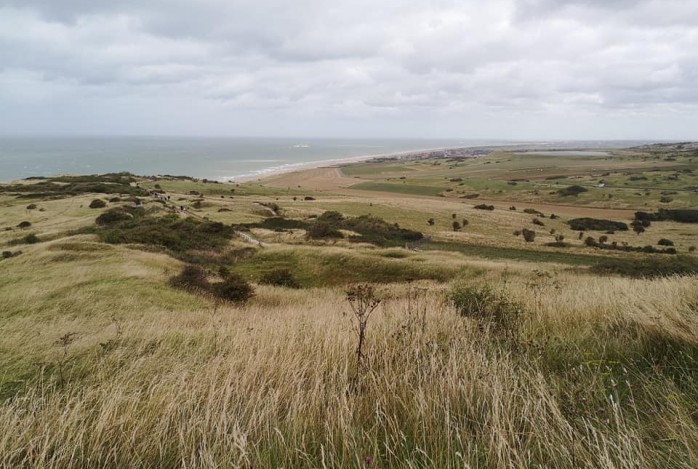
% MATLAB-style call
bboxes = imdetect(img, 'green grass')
[232,246,477,287]
[423,241,602,266]
[349,181,445,196]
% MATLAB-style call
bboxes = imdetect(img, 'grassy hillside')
[1,145,698,467]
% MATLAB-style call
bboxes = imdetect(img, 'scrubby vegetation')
[96,211,235,253]
[169,264,254,302]
[0,173,146,199]
[557,184,588,196]
[591,255,698,278]
[1,146,698,468]
[258,268,300,288]
[568,217,629,231]
[635,209,698,224]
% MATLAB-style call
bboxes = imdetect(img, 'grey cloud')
[0,0,696,138]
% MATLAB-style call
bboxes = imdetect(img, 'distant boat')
[292,144,310,148]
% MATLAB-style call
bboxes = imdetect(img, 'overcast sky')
[1,0,697,140]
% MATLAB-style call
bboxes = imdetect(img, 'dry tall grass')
[1,265,697,468]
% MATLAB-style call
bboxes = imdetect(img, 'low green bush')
[89,199,107,209]
[213,273,254,302]
[557,185,588,196]
[259,268,300,288]
[450,284,523,337]
[591,256,698,278]
[169,265,211,293]
[568,218,629,231]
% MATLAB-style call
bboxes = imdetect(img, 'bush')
[259,268,300,288]
[450,284,522,336]
[169,265,211,293]
[658,238,674,246]
[96,208,136,226]
[568,218,629,231]
[213,273,254,302]
[304,196,316,201]
[427,218,435,226]
[591,256,698,278]
[557,185,588,196]
[473,204,495,211]
[523,208,543,216]
[307,222,343,240]
[509,206,516,211]
[317,211,345,223]
[532,218,545,226]
[26,204,37,210]
[599,235,608,243]
[89,199,107,209]
[2,251,14,259]
[521,229,536,242]
[452,221,461,231]
[17,221,31,229]
[634,209,698,224]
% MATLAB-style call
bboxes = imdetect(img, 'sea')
[0,136,653,182]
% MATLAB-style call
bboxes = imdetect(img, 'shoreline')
[228,145,464,183]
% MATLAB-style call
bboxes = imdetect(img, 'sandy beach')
[230,145,462,183]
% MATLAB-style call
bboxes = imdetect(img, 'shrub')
[509,206,516,211]
[317,211,345,223]
[452,221,461,231]
[523,208,543,216]
[96,208,136,226]
[259,268,300,288]
[169,265,211,293]
[17,221,31,229]
[304,196,316,201]
[522,229,535,242]
[635,209,698,224]
[591,256,698,278]
[658,238,674,246]
[532,218,545,226]
[584,236,597,247]
[557,185,588,196]
[89,199,107,209]
[513,230,522,236]
[26,204,37,210]
[689,246,696,252]
[307,222,343,240]
[213,273,254,302]
[568,218,629,231]
[2,251,14,259]
[632,222,645,235]
[473,204,494,210]
[427,218,435,226]
[599,235,608,243]
[462,219,469,226]
[450,284,522,337]
[659,196,673,203]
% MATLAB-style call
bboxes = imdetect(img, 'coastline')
[229,146,459,183]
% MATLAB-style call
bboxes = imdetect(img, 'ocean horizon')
[0,136,656,183]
